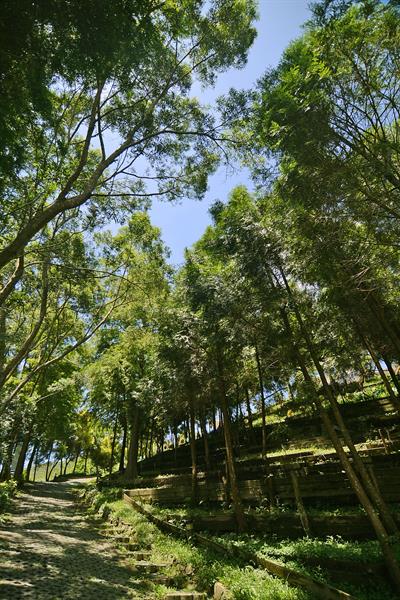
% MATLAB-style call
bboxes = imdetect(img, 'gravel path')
[0,480,149,599]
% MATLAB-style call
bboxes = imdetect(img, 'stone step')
[163,593,207,600]
[111,536,131,544]
[127,542,142,551]
[130,551,152,561]
[138,573,172,585]
[132,560,168,574]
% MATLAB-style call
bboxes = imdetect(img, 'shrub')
[0,479,17,512]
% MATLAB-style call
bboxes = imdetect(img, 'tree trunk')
[200,412,211,472]
[148,417,155,458]
[367,293,400,359]
[47,459,59,481]
[109,410,119,476]
[366,340,398,406]
[119,416,127,471]
[72,453,79,473]
[45,443,54,481]
[280,268,398,535]
[245,388,254,439]
[278,282,400,589]
[255,343,267,459]
[125,404,140,480]
[26,443,38,482]
[14,431,31,482]
[0,303,5,379]
[290,469,311,536]
[217,353,246,532]
[0,439,15,481]
[83,451,88,475]
[383,354,400,396]
[189,399,198,504]
[33,460,38,482]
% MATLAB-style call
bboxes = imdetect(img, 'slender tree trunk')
[217,352,246,532]
[84,452,88,474]
[109,410,119,476]
[255,343,267,458]
[212,408,217,432]
[173,421,178,467]
[0,439,15,481]
[383,354,400,396]
[200,412,211,472]
[72,453,79,473]
[33,460,38,482]
[280,268,398,535]
[367,294,400,359]
[125,405,140,480]
[0,303,6,381]
[14,430,31,482]
[189,399,198,504]
[47,460,59,481]
[63,457,71,475]
[148,416,155,458]
[366,341,398,405]
[119,416,127,471]
[279,286,400,588]
[245,389,254,437]
[290,468,311,536]
[45,443,54,481]
[26,443,38,482]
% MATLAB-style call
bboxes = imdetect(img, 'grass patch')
[85,486,311,600]
[212,532,399,600]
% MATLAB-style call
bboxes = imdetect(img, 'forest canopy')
[2,0,400,592]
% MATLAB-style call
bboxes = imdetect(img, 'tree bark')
[383,354,400,396]
[189,399,198,504]
[125,404,140,480]
[0,438,16,481]
[109,409,119,476]
[72,453,79,473]
[255,343,268,459]
[278,283,400,589]
[45,443,54,481]
[364,338,399,407]
[280,268,398,536]
[200,411,211,472]
[83,451,88,475]
[119,415,127,471]
[25,442,38,482]
[14,431,31,482]
[217,352,246,532]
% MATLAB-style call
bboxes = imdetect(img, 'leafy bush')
[0,479,17,512]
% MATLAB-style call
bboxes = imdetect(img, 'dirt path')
[0,480,148,599]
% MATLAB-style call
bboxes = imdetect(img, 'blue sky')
[149,0,312,265]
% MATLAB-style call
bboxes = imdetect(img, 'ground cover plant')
[0,480,16,514]
[85,486,311,600]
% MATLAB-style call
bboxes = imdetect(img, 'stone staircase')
[100,515,208,599]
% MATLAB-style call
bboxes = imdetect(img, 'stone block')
[214,581,232,600]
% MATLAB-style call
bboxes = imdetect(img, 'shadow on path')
[0,480,150,599]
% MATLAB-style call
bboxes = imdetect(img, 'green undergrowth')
[212,532,399,600]
[0,479,17,515]
[85,486,399,600]
[85,485,310,600]
[144,501,385,524]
